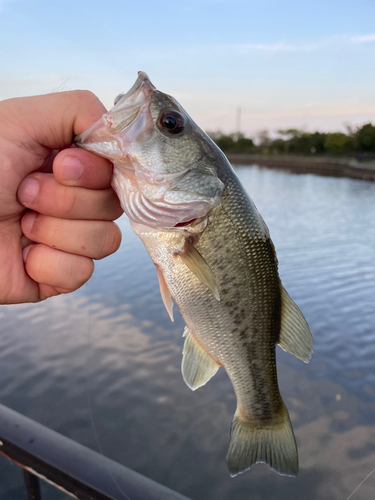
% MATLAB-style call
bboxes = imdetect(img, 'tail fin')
[226,403,298,477]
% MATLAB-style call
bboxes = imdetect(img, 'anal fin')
[182,327,220,391]
[279,285,313,363]
[156,266,174,322]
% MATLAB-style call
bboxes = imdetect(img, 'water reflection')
[1,166,375,499]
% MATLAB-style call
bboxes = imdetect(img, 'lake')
[1,164,375,500]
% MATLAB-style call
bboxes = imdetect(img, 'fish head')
[74,72,224,229]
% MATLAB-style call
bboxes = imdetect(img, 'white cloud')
[143,33,373,61]
[230,41,319,53]
[187,32,375,57]
[223,33,375,55]
[351,34,375,43]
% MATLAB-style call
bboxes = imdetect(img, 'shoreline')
[226,153,375,182]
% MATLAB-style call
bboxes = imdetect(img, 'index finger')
[18,173,123,221]
[53,148,114,189]
[1,90,107,151]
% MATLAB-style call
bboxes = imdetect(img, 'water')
[1,165,375,500]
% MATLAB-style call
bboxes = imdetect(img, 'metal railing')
[0,403,191,500]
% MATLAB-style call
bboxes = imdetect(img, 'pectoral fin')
[156,266,174,322]
[179,242,220,301]
[182,327,220,390]
[278,285,313,363]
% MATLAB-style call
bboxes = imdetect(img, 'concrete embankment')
[226,154,375,182]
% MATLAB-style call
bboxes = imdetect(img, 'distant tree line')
[208,123,375,156]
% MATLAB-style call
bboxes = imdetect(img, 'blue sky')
[1,0,375,137]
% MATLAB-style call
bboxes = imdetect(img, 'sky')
[1,0,375,137]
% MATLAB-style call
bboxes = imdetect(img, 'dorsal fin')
[278,285,313,363]
[182,327,220,390]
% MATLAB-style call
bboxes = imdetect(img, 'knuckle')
[75,90,106,119]
[97,222,122,259]
[60,188,77,217]
[27,244,94,291]
[76,89,101,106]
[73,257,94,287]
[108,190,123,220]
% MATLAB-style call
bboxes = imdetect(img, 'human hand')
[0,91,123,304]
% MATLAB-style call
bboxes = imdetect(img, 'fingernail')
[18,178,39,205]
[61,156,83,181]
[22,245,32,264]
[22,211,37,235]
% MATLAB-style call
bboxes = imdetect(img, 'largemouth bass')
[75,72,313,477]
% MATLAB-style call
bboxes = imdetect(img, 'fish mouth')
[75,72,224,230]
[74,71,155,159]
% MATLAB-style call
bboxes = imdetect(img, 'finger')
[38,284,68,301]
[21,235,34,250]
[53,148,114,189]
[23,243,94,292]
[1,90,107,150]
[17,172,123,221]
[22,212,122,260]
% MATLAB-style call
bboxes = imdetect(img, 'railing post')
[0,403,191,500]
[23,470,42,500]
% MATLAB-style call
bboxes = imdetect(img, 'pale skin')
[0,90,123,304]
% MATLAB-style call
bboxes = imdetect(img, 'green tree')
[356,123,375,152]
[235,136,255,152]
[278,129,316,154]
[209,132,255,153]
[324,133,351,153]
[269,138,285,154]
[214,134,236,151]
[309,132,327,153]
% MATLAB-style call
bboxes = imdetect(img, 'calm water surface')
[1,165,375,500]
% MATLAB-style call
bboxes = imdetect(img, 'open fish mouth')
[74,72,224,229]
[74,71,155,160]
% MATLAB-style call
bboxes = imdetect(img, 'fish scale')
[75,71,313,477]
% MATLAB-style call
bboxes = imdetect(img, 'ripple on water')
[1,166,375,500]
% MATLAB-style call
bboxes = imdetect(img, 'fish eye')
[158,110,184,135]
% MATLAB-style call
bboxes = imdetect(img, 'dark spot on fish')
[239,328,247,339]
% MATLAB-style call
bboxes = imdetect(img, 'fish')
[74,72,313,477]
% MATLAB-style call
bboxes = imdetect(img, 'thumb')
[0,90,107,151]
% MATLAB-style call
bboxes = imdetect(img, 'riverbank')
[226,153,375,182]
